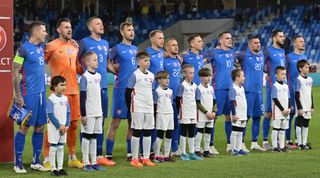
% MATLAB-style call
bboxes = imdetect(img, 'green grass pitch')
[1,86,320,178]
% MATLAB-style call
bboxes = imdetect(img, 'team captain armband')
[13,47,27,64]
[13,55,24,64]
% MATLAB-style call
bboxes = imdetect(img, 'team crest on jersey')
[173,62,177,67]
[97,45,102,50]
[37,48,41,54]
[117,109,122,115]
[129,49,133,54]
[158,53,162,58]
[67,48,73,55]
[95,78,100,83]
[226,54,230,58]
[103,46,107,51]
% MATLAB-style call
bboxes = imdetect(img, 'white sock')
[279,130,285,149]
[230,131,237,151]
[188,137,195,154]
[49,146,57,171]
[302,127,309,145]
[89,139,97,165]
[44,157,49,163]
[82,138,90,166]
[57,145,64,170]
[154,137,162,157]
[164,138,172,157]
[296,126,302,145]
[195,132,203,152]
[179,136,187,154]
[143,136,151,158]
[131,136,140,160]
[272,130,279,148]
[204,133,211,151]
[236,132,243,151]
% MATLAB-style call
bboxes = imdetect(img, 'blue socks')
[225,120,232,144]
[32,132,43,164]
[14,132,26,166]
[106,139,114,156]
[97,119,105,156]
[126,139,131,154]
[252,117,261,142]
[263,117,271,141]
[286,114,295,142]
[151,128,157,151]
[210,127,215,146]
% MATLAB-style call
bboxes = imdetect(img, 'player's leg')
[130,112,143,167]
[142,113,155,166]
[179,122,189,160]
[250,92,265,151]
[164,113,175,161]
[42,129,51,169]
[91,117,106,171]
[203,122,215,157]
[14,125,30,173]
[97,88,108,157]
[237,123,246,155]
[271,120,281,152]
[31,92,48,171]
[126,117,133,161]
[263,86,272,150]
[195,122,204,155]
[302,118,310,149]
[286,90,296,147]
[49,143,58,176]
[296,116,303,147]
[209,120,219,154]
[171,100,180,156]
[278,120,287,151]
[66,94,82,168]
[188,123,203,160]
[56,142,68,175]
[153,113,165,162]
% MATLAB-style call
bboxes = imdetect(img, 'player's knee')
[265,112,271,119]
[35,125,45,133]
[197,127,204,134]
[19,126,29,134]
[157,130,164,139]
[302,118,310,127]
[132,129,142,137]
[180,124,188,137]
[188,124,196,137]
[69,121,78,130]
[204,127,211,134]
[111,120,120,130]
[143,130,151,137]
[165,130,173,139]
[296,116,303,127]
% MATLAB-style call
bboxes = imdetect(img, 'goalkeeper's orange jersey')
[45,39,82,95]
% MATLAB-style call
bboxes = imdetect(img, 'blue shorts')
[215,89,231,116]
[101,88,108,118]
[111,88,129,119]
[265,86,272,112]
[24,92,47,126]
[245,92,264,117]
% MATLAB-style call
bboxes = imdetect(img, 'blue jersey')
[264,46,286,87]
[163,57,181,99]
[238,49,264,93]
[14,41,46,95]
[78,36,109,88]
[204,48,235,89]
[182,50,204,85]
[110,43,138,89]
[145,47,164,75]
[286,52,307,91]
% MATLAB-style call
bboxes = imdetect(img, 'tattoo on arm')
[13,63,22,97]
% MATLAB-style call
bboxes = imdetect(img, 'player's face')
[121,25,135,41]
[191,36,203,51]
[184,67,195,82]
[219,33,233,49]
[89,18,104,35]
[166,40,179,55]
[55,81,67,95]
[58,22,72,40]
[34,25,47,43]
[87,54,99,70]
[273,32,284,46]
[158,77,169,88]
[294,37,305,51]
[249,38,261,52]
[276,70,286,82]
[201,76,211,86]
[300,64,310,75]
[152,32,164,49]
[138,57,150,71]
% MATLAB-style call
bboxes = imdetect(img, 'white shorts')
[48,123,66,144]
[232,120,246,128]
[156,113,174,130]
[196,120,214,128]
[272,118,289,129]
[179,118,197,124]
[131,112,154,130]
[81,116,103,134]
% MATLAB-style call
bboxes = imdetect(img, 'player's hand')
[59,125,65,133]
[232,115,239,122]
[265,75,270,81]
[282,109,290,117]
[298,109,304,116]
[16,95,24,108]
[64,126,69,132]
[211,112,216,120]
[113,63,120,75]
[81,116,87,125]
[205,112,212,119]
